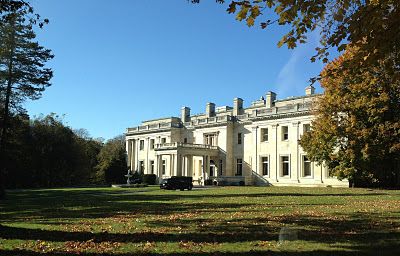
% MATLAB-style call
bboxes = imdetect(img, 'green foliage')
[300,47,400,187]
[95,135,127,185]
[0,6,53,197]
[2,113,103,189]
[142,174,157,185]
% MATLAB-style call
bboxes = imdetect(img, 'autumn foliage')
[300,48,400,187]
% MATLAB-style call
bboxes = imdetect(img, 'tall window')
[281,156,290,176]
[282,126,289,141]
[184,138,188,143]
[162,160,166,175]
[139,140,144,150]
[139,161,144,173]
[219,159,223,176]
[261,128,268,142]
[150,160,155,174]
[262,157,269,176]
[150,139,155,149]
[161,137,166,144]
[238,133,242,144]
[303,123,311,133]
[204,133,217,146]
[303,156,311,177]
[236,159,243,176]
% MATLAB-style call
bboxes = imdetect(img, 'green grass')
[1,186,400,255]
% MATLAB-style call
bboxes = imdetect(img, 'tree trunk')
[0,24,15,200]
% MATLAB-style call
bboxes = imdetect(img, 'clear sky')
[25,0,326,141]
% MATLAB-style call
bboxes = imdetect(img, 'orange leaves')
[64,239,121,254]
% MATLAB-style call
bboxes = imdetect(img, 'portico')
[154,142,221,185]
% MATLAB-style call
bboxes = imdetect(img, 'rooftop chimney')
[206,102,215,117]
[305,85,315,95]
[181,106,190,122]
[233,98,243,116]
[266,91,276,108]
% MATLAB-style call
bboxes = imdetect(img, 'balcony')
[126,122,181,134]
[155,142,218,151]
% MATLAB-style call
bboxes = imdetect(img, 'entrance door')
[210,160,216,177]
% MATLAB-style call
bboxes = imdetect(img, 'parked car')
[160,176,193,191]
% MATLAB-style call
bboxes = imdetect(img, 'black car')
[160,176,193,191]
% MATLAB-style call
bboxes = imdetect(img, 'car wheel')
[188,185,193,190]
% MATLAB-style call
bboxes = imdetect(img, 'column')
[272,124,279,182]
[130,140,135,171]
[170,154,175,176]
[292,122,299,182]
[126,139,131,168]
[202,155,207,185]
[251,126,259,176]
[187,155,193,177]
[134,138,140,172]
[175,153,182,176]
[182,155,187,176]
[157,154,162,178]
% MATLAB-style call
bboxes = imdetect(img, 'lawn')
[0,186,400,255]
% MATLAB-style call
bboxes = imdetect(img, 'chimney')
[206,102,215,117]
[181,106,190,122]
[265,91,276,108]
[233,98,243,116]
[305,85,315,95]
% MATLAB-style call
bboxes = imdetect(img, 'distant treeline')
[2,113,127,189]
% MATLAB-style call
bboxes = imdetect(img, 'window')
[303,156,311,177]
[139,161,144,173]
[150,160,155,174]
[219,159,223,176]
[282,126,289,141]
[184,138,188,143]
[150,139,155,149]
[281,156,290,176]
[139,140,144,150]
[162,160,166,175]
[204,133,217,146]
[303,123,311,133]
[236,159,243,176]
[261,128,268,142]
[238,133,242,144]
[262,157,269,176]
[161,137,166,144]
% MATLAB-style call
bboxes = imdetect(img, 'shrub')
[142,174,156,185]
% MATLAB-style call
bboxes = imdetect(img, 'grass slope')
[0,186,400,255]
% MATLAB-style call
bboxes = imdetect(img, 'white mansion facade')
[125,86,348,187]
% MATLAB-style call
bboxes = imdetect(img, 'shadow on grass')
[1,188,400,255]
[0,188,392,221]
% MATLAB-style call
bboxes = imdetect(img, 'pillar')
[272,124,279,182]
[292,122,299,182]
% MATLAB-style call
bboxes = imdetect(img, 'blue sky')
[25,0,326,140]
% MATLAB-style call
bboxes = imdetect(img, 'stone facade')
[125,86,348,187]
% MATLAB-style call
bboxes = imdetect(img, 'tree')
[300,47,400,187]
[95,135,127,185]
[0,8,53,198]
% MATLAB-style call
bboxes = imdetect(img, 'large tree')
[95,135,127,185]
[300,47,400,187]
[0,8,53,198]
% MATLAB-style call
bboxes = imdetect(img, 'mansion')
[125,86,348,187]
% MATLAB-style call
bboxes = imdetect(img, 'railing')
[155,142,218,150]
[184,115,232,127]
[127,121,181,133]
